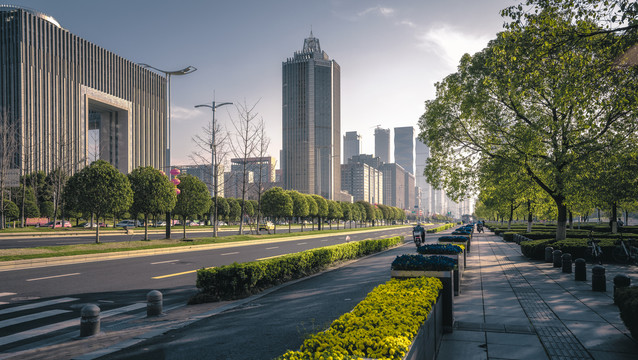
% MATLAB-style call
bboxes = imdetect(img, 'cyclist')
[413,222,426,246]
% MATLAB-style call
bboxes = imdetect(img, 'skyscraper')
[343,131,361,164]
[394,126,415,175]
[374,127,390,164]
[282,32,341,200]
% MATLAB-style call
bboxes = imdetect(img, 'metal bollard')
[147,290,163,317]
[613,274,631,304]
[574,258,586,281]
[545,247,554,263]
[562,253,572,273]
[592,265,606,292]
[553,250,563,268]
[80,304,100,337]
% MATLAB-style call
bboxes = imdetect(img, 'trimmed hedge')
[616,286,638,341]
[193,236,402,302]
[438,235,469,243]
[277,277,443,360]
[426,223,454,233]
[520,238,617,261]
[417,244,463,255]
[391,254,457,271]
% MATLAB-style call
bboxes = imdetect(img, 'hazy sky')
[10,0,516,166]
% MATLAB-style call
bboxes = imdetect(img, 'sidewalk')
[439,230,638,360]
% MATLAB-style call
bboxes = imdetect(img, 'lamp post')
[195,101,233,237]
[139,64,196,239]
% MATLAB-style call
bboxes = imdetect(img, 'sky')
[9,0,517,167]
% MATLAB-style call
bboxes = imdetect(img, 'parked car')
[115,220,141,228]
[154,220,166,227]
[44,220,72,228]
[80,222,107,228]
[259,221,274,231]
[187,221,200,226]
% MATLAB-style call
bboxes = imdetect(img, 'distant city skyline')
[4,0,514,167]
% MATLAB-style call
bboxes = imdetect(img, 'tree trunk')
[527,200,532,233]
[288,218,291,233]
[555,199,567,240]
[183,216,187,239]
[611,203,618,234]
[144,213,149,241]
[95,214,100,243]
[569,211,573,230]
[508,203,514,230]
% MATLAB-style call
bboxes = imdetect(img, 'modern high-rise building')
[415,138,431,217]
[0,6,167,179]
[281,32,341,200]
[343,131,360,164]
[341,162,382,205]
[394,126,415,175]
[374,127,390,164]
[380,163,407,209]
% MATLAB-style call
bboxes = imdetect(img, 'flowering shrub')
[438,235,469,243]
[193,237,403,302]
[416,244,463,255]
[277,277,443,360]
[391,254,456,271]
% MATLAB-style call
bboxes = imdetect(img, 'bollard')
[147,290,163,317]
[562,253,572,273]
[545,247,554,263]
[80,304,100,337]
[553,250,563,268]
[613,274,631,304]
[592,265,606,292]
[574,258,586,281]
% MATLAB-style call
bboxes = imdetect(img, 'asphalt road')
[0,226,410,354]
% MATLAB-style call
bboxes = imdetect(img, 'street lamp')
[139,63,197,239]
[195,101,233,237]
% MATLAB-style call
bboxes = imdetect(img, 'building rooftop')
[0,5,62,28]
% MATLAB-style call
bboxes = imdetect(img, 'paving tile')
[486,332,543,346]
[437,339,488,360]
[441,329,486,342]
[483,305,527,318]
[484,315,531,326]
[562,320,638,354]
[487,342,549,359]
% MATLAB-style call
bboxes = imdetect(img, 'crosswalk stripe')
[0,302,146,347]
[0,297,78,316]
[0,309,70,329]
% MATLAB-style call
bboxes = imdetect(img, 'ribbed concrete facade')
[282,32,341,200]
[0,6,167,177]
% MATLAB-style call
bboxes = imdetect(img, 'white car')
[115,220,141,227]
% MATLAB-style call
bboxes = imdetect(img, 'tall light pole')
[195,101,233,237]
[139,63,197,239]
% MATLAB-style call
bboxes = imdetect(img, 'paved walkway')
[439,230,638,360]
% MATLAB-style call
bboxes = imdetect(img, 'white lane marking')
[26,273,81,282]
[0,297,78,316]
[0,302,145,346]
[266,246,279,250]
[0,292,17,298]
[150,260,179,265]
[296,242,307,245]
[320,239,329,242]
[220,252,239,256]
[0,302,7,305]
[0,309,71,329]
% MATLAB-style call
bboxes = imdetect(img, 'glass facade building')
[374,127,390,164]
[282,32,341,200]
[0,6,167,179]
[343,131,360,164]
[394,126,415,175]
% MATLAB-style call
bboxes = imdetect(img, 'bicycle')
[585,231,603,265]
[612,234,638,265]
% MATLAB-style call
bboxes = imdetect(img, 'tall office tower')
[343,131,361,164]
[374,127,391,164]
[394,126,415,175]
[415,138,431,216]
[0,6,167,178]
[282,31,341,200]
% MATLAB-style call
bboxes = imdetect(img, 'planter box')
[438,240,470,254]
[418,254,462,296]
[391,270,454,333]
[404,293,443,360]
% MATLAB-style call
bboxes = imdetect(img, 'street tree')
[226,197,241,225]
[419,7,638,240]
[306,194,318,230]
[327,200,343,230]
[260,187,292,234]
[128,166,177,240]
[65,160,133,243]
[340,201,353,229]
[211,197,230,226]
[173,174,210,239]
[288,190,309,232]
[311,195,328,231]
[0,111,18,229]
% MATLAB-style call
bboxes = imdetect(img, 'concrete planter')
[404,293,443,360]
[417,254,462,296]
[391,270,454,333]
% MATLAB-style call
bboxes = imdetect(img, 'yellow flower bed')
[278,277,443,360]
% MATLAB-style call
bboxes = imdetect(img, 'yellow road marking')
[256,254,287,261]
[152,267,214,279]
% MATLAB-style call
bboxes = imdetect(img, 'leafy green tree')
[327,200,343,230]
[419,6,638,240]
[64,160,133,243]
[128,166,177,240]
[1,198,18,223]
[39,201,54,219]
[260,187,292,234]
[305,194,318,230]
[356,201,375,227]
[12,186,40,220]
[211,197,230,226]
[226,198,241,225]
[173,174,210,239]
[339,201,353,229]
[288,190,309,232]
[311,195,328,231]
